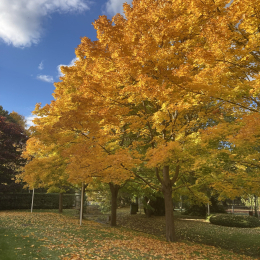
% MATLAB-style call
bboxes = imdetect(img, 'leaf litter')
[0,211,257,260]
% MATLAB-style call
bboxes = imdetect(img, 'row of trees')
[20,0,260,242]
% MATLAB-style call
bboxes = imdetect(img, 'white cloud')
[0,0,90,48]
[25,114,37,128]
[38,61,44,70]
[57,57,79,77]
[105,0,132,16]
[37,74,54,83]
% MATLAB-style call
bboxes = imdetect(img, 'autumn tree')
[21,66,136,222]
[9,111,28,132]
[86,0,231,241]
[21,135,73,212]
[0,113,27,192]
[89,0,260,241]
[0,106,17,124]
[21,0,260,242]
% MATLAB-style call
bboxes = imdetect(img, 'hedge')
[209,214,260,228]
[0,193,76,210]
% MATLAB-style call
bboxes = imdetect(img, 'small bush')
[209,214,260,228]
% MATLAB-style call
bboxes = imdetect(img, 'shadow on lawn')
[84,207,260,259]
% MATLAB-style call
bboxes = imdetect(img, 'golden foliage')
[21,0,260,210]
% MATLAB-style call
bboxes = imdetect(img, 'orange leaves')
[230,113,260,144]
[201,122,233,143]
[146,141,183,168]
[21,0,260,225]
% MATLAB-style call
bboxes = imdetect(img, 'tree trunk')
[59,193,63,213]
[162,166,176,242]
[254,195,258,218]
[109,183,120,227]
[80,184,86,221]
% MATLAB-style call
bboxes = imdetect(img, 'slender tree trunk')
[80,184,86,221]
[254,195,258,218]
[162,166,176,242]
[59,193,63,213]
[109,183,120,226]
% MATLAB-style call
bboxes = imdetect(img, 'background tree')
[200,112,260,211]
[9,111,28,132]
[0,111,27,192]
[0,106,17,124]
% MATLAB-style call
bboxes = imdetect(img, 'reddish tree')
[0,116,27,192]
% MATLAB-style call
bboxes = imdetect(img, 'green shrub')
[209,214,260,228]
[182,205,207,216]
[183,195,227,217]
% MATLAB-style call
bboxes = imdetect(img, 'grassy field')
[0,209,258,260]
[115,211,260,258]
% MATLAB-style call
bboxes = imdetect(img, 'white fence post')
[31,188,35,213]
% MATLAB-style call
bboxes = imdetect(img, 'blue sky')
[0,0,131,127]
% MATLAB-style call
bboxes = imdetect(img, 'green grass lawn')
[116,210,260,259]
[0,209,257,259]
[176,217,260,258]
